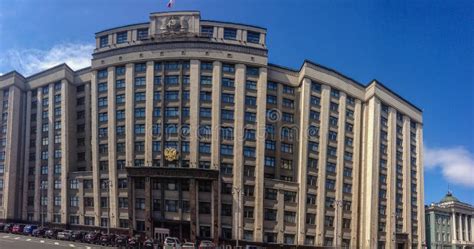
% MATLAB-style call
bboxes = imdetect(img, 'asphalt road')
[0,233,116,249]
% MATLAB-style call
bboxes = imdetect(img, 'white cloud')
[1,43,94,76]
[425,146,474,188]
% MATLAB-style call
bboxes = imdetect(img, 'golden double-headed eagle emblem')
[164,147,179,161]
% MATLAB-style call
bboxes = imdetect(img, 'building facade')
[0,11,425,248]
[425,192,474,249]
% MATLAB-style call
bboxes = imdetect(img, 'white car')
[164,237,182,249]
[182,242,196,249]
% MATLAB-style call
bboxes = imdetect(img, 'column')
[211,180,219,243]
[415,123,425,249]
[452,212,457,241]
[47,83,54,222]
[21,91,32,221]
[385,108,397,248]
[254,67,267,242]
[189,60,200,167]
[107,66,118,228]
[60,79,70,224]
[144,177,152,237]
[210,61,222,170]
[458,214,463,241]
[34,90,42,221]
[125,63,135,167]
[315,85,331,246]
[127,176,135,235]
[91,70,101,225]
[232,64,246,241]
[189,179,197,242]
[402,116,412,237]
[144,61,154,166]
[334,93,347,247]
[350,99,362,249]
[296,78,310,245]
[464,214,469,242]
[360,97,381,249]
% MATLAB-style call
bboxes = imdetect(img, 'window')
[116,66,125,76]
[221,109,234,120]
[246,31,260,43]
[245,96,257,106]
[223,28,237,40]
[222,93,234,103]
[99,112,108,122]
[220,144,233,156]
[200,91,212,101]
[201,26,214,37]
[284,211,296,223]
[244,146,255,158]
[164,76,178,85]
[137,28,148,40]
[135,198,145,210]
[200,76,212,85]
[264,209,277,221]
[265,188,277,200]
[116,31,128,44]
[164,62,180,70]
[199,202,211,214]
[134,77,146,86]
[265,156,275,167]
[135,124,145,134]
[246,80,257,90]
[99,35,108,48]
[283,85,294,94]
[222,77,234,88]
[222,64,235,73]
[165,91,179,101]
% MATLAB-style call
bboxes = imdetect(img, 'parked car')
[164,237,181,249]
[182,242,196,249]
[114,234,128,247]
[0,223,5,232]
[45,228,62,239]
[71,230,87,242]
[128,237,139,248]
[32,227,47,237]
[12,224,25,234]
[99,234,116,246]
[84,231,101,244]
[3,224,13,233]
[143,238,154,249]
[57,230,73,240]
[23,225,38,235]
[198,240,215,249]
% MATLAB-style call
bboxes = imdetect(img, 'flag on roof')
[167,0,174,8]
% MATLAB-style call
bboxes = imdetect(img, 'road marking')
[86,247,91,249]
[14,237,20,240]
[26,238,31,241]
[40,240,45,243]
[2,235,9,238]
[69,244,75,247]
[54,242,59,245]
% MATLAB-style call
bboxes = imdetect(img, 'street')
[0,234,115,249]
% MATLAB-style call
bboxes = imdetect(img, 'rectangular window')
[100,35,108,48]
[246,31,260,43]
[116,31,128,44]
[201,26,214,37]
[137,28,148,40]
[223,28,237,40]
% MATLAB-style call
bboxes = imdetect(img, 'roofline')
[201,19,267,31]
[0,70,26,80]
[95,22,149,35]
[302,59,365,88]
[75,66,92,73]
[25,63,74,80]
[368,79,423,113]
[150,10,200,15]
[268,63,299,73]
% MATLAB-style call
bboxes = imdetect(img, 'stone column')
[34,90,42,221]
[452,212,457,241]
[360,97,381,249]
[90,70,101,226]
[315,85,331,246]
[60,79,70,224]
[350,99,362,249]
[415,123,425,249]
[385,108,397,248]
[189,179,197,242]
[144,61,154,166]
[210,61,222,170]
[232,64,246,241]
[107,66,118,228]
[47,83,54,222]
[254,67,267,242]
[211,180,219,243]
[125,63,135,167]
[127,176,134,235]
[334,93,347,247]
[296,78,311,245]
[402,116,412,238]
[21,91,32,221]
[189,60,200,168]
[144,177,152,237]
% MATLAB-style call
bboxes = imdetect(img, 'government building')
[0,11,425,248]
[425,192,474,249]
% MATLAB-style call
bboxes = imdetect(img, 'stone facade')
[0,11,425,248]
[426,192,474,249]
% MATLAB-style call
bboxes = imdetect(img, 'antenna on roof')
[447,184,452,195]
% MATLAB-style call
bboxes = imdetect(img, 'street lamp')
[232,187,243,249]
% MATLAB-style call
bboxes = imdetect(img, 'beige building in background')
[0,11,425,248]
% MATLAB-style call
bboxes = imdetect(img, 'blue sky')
[0,0,473,204]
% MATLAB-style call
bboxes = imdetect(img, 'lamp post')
[102,179,112,235]
[233,187,242,249]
